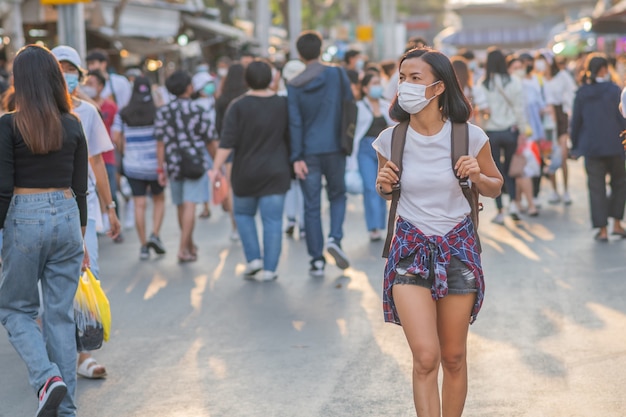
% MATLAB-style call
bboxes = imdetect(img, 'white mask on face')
[397,80,440,114]
[534,60,547,73]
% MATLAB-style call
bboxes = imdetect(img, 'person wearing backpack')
[373,47,503,417]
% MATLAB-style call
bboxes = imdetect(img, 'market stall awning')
[439,25,547,48]
[592,1,626,34]
[182,14,253,43]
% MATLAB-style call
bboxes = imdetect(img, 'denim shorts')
[394,256,477,294]
[169,175,209,205]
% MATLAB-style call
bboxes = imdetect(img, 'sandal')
[177,252,197,263]
[77,357,107,379]
[594,232,609,242]
[611,230,626,238]
[199,209,211,219]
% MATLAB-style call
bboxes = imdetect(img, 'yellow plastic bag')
[74,268,111,350]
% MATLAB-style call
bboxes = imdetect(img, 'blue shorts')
[169,175,209,205]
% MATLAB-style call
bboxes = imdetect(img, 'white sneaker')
[243,259,263,278]
[123,199,135,230]
[508,203,521,221]
[259,270,278,281]
[309,259,325,277]
[491,213,505,225]
[547,191,561,204]
[533,198,542,209]
[230,230,240,241]
[326,238,350,270]
[562,191,572,205]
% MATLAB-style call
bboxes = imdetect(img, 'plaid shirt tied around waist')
[383,216,485,325]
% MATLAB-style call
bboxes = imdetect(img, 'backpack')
[382,121,482,258]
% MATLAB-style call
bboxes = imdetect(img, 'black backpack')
[382,121,482,258]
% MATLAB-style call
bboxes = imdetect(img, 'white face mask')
[534,60,547,73]
[217,67,228,78]
[513,69,526,79]
[397,80,440,114]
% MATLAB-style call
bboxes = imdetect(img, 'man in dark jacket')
[287,31,354,277]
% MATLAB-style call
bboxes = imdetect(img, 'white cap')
[51,45,84,74]
[192,72,214,92]
[282,59,306,82]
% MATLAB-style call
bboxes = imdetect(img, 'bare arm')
[375,153,399,201]
[455,142,503,198]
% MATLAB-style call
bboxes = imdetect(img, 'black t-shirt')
[0,113,89,228]
[219,95,291,197]
[365,115,388,138]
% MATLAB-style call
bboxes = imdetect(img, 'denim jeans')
[299,152,347,260]
[84,218,100,279]
[0,191,84,417]
[487,129,518,210]
[358,136,387,231]
[233,193,286,272]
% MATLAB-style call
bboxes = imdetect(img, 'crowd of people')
[0,31,625,417]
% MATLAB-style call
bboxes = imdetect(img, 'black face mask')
[526,64,534,75]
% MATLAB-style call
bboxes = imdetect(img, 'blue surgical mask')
[368,85,383,99]
[203,83,216,97]
[64,73,79,94]
[355,59,365,72]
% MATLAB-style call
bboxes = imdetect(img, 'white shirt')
[372,120,488,236]
[101,73,132,109]
[544,70,577,114]
[73,100,115,222]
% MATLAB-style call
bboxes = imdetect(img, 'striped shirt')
[113,114,158,180]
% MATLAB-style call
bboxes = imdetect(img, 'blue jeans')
[233,193,286,272]
[299,152,347,260]
[487,129,518,210]
[358,136,387,231]
[0,191,84,417]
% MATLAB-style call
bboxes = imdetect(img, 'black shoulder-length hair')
[482,47,510,90]
[389,47,472,123]
[120,76,156,127]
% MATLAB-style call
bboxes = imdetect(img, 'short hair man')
[287,31,353,277]
[86,49,132,108]
[344,49,363,72]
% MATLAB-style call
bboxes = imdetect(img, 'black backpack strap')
[382,120,409,258]
[451,122,482,252]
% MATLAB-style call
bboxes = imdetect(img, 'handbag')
[345,169,363,195]
[336,67,357,156]
[208,170,230,205]
[508,153,527,178]
[178,147,205,180]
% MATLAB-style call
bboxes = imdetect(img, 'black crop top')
[0,112,89,228]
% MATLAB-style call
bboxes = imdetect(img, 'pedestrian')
[154,70,212,262]
[287,31,354,277]
[215,63,247,241]
[210,60,291,281]
[112,76,167,260]
[541,52,577,205]
[279,59,307,239]
[373,47,502,417]
[474,47,528,224]
[351,72,394,241]
[52,45,121,379]
[570,53,626,242]
[84,69,123,241]
[0,44,88,417]
[191,71,218,219]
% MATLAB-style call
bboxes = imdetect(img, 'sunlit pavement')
[1,158,625,417]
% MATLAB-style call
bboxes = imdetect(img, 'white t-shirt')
[101,73,132,109]
[73,100,115,222]
[372,120,489,236]
[544,70,577,114]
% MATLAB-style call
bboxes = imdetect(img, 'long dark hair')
[13,44,71,154]
[217,63,247,106]
[581,53,609,85]
[482,47,510,90]
[389,48,472,123]
[120,76,156,127]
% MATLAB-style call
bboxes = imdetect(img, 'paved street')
[1,159,626,417]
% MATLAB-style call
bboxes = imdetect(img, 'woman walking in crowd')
[191,71,218,219]
[374,47,502,417]
[112,76,167,260]
[352,72,394,241]
[210,60,291,281]
[215,63,247,241]
[0,44,88,417]
[52,45,120,379]
[570,53,626,242]
[474,47,527,224]
[541,52,577,205]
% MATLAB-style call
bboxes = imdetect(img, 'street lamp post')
[255,0,270,57]
[57,3,86,58]
[288,0,301,59]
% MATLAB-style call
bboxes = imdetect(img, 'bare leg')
[393,284,440,417]
[438,294,475,417]
[134,196,147,246]
[178,202,196,258]
[559,134,569,191]
[152,193,165,236]
[516,177,537,214]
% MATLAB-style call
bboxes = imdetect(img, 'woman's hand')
[376,160,400,193]
[455,156,481,184]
